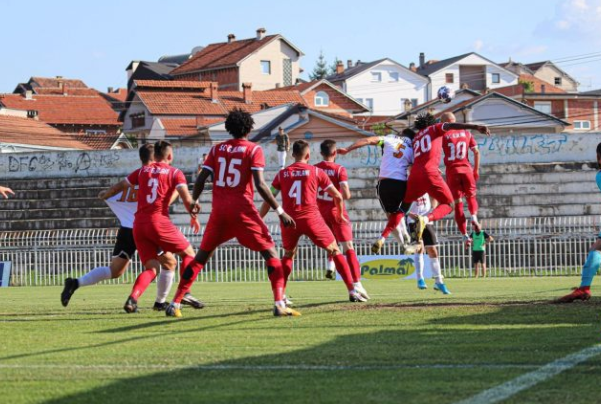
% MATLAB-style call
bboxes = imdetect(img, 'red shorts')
[133,219,190,265]
[446,168,477,200]
[200,208,274,252]
[281,215,336,251]
[404,170,453,205]
[319,209,353,243]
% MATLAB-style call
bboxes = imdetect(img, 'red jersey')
[412,122,449,173]
[272,162,332,220]
[126,162,187,222]
[202,139,265,212]
[442,129,477,171]
[314,161,348,215]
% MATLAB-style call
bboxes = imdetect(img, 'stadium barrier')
[0,216,598,286]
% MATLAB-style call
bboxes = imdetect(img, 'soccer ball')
[437,86,454,104]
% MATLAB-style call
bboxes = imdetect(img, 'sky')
[1,0,601,93]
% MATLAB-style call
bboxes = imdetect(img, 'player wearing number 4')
[441,112,483,243]
[260,140,368,303]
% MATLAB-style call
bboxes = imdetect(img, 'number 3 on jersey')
[216,158,242,187]
[413,134,432,158]
[147,178,159,203]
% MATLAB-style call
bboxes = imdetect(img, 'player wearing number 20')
[441,112,483,243]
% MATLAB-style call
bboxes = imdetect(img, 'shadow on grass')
[37,303,601,404]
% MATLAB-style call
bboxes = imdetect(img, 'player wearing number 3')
[441,112,483,243]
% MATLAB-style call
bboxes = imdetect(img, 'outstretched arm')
[98,180,129,200]
[337,136,381,155]
[0,186,14,199]
[444,122,491,136]
[253,170,295,228]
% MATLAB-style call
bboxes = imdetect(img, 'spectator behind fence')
[275,127,290,169]
[469,222,493,278]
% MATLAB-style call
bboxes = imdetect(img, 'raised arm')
[252,170,295,228]
[0,186,14,199]
[337,136,382,155]
[444,122,490,136]
[98,180,129,200]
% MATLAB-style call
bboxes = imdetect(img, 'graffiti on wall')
[6,151,122,174]
[477,133,569,157]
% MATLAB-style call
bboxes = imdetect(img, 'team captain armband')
[270,186,279,196]
[377,136,385,147]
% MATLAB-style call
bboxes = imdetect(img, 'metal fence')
[0,216,598,286]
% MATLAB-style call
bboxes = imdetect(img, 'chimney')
[419,52,425,68]
[242,83,253,104]
[227,34,236,43]
[195,115,205,128]
[409,62,416,72]
[25,90,33,100]
[355,60,361,66]
[107,86,114,93]
[347,59,353,69]
[336,60,344,75]
[209,82,218,102]
[62,83,68,95]
[256,28,266,40]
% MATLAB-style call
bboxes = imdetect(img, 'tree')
[519,79,535,93]
[310,50,329,81]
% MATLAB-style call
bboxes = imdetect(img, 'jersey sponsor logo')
[360,258,416,279]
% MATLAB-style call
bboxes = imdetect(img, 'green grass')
[1,278,601,404]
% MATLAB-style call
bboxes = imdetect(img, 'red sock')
[180,254,195,277]
[581,286,591,292]
[173,258,204,303]
[333,253,354,291]
[281,256,293,287]
[427,204,453,222]
[382,212,404,238]
[346,249,361,283]
[454,202,467,235]
[466,195,479,216]
[266,258,285,301]
[130,269,157,300]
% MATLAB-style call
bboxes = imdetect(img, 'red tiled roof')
[0,94,120,126]
[134,80,213,89]
[0,115,92,150]
[103,88,128,102]
[494,74,566,97]
[35,87,100,96]
[77,132,123,150]
[270,81,316,93]
[31,77,88,88]
[219,90,306,113]
[171,35,279,75]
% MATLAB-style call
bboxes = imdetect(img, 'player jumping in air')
[167,109,298,318]
[556,142,601,303]
[260,140,368,303]
[393,113,490,242]
[407,194,451,294]
[60,145,203,310]
[441,112,483,243]
[120,140,202,313]
[338,128,415,254]
[315,139,369,298]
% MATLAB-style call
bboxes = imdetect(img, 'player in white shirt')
[406,194,451,294]
[61,144,203,310]
[338,128,414,254]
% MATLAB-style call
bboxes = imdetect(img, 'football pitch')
[1,278,600,404]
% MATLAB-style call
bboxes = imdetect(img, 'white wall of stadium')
[0,132,599,180]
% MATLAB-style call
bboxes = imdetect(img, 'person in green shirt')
[275,127,290,169]
[469,223,493,278]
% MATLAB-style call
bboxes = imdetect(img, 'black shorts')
[376,179,407,213]
[112,227,137,260]
[472,251,486,264]
[409,223,437,247]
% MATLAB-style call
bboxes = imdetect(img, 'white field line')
[454,344,601,404]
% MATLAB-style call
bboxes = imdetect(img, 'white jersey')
[104,185,138,229]
[407,193,431,224]
[377,135,413,181]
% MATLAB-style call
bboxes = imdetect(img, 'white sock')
[423,216,430,225]
[430,257,444,284]
[415,254,424,280]
[78,266,112,287]
[328,260,336,272]
[171,302,181,309]
[156,270,175,303]
[391,226,404,244]
[353,281,364,289]
[275,300,286,308]
[471,215,479,223]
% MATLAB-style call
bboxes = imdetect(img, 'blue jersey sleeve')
[596,171,601,193]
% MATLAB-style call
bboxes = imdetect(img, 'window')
[131,112,145,128]
[573,120,591,130]
[401,99,419,111]
[533,101,552,114]
[389,72,399,82]
[491,73,500,84]
[445,73,454,84]
[304,131,314,139]
[85,129,107,135]
[371,72,382,82]
[356,98,364,104]
[554,77,562,86]
[365,98,374,111]
[261,60,271,75]
[314,91,329,107]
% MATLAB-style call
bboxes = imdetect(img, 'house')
[13,76,89,95]
[415,52,518,97]
[121,80,307,143]
[267,79,369,117]
[500,60,579,93]
[100,87,129,113]
[392,90,568,134]
[0,114,93,153]
[170,28,304,91]
[326,58,430,116]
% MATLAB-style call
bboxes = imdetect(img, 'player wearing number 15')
[441,112,483,243]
